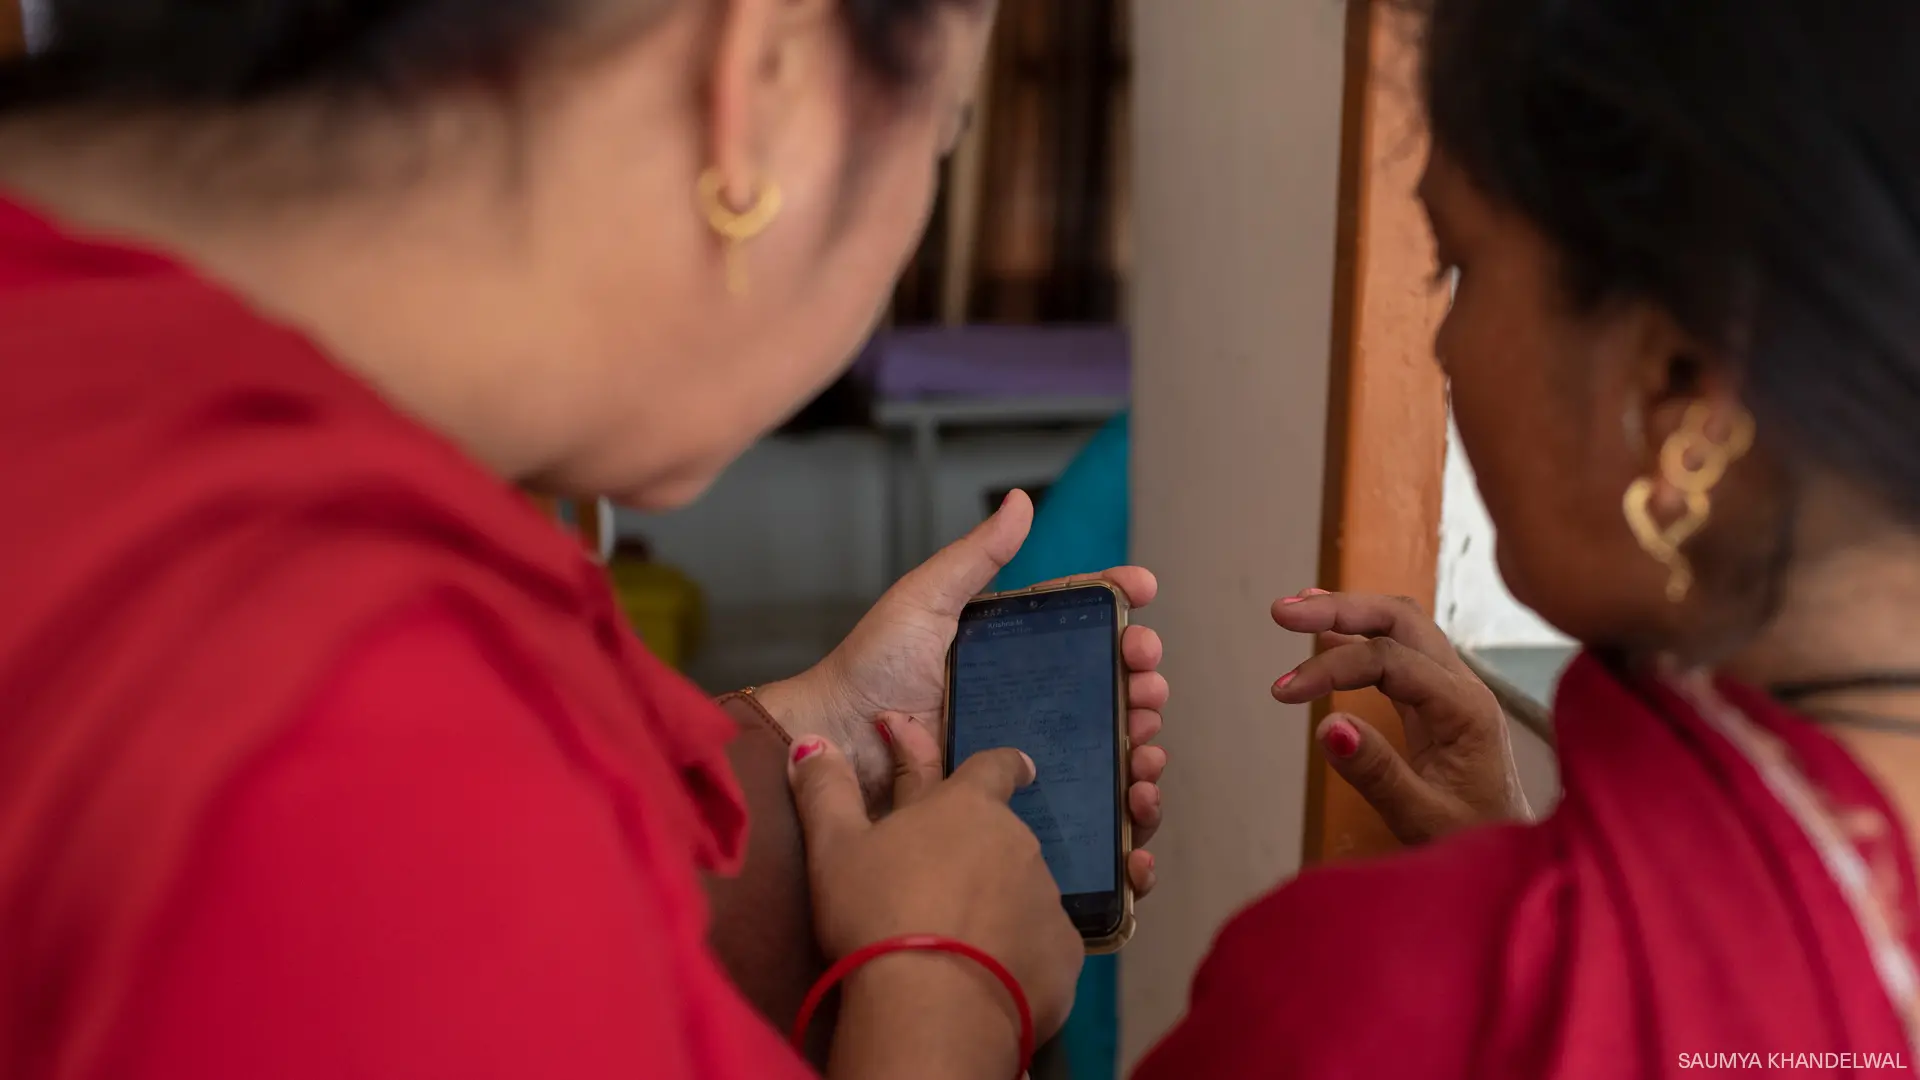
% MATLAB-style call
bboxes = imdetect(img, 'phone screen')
[947,584,1124,936]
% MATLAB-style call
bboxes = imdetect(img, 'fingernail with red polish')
[1279,596,1307,606]
[1304,588,1331,597]
[1324,720,1361,759]
[1273,672,1296,694]
[873,720,894,748]
[791,739,825,765]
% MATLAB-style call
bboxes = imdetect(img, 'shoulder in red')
[0,194,807,1080]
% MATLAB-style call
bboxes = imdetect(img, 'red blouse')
[0,196,816,1080]
[1132,656,1920,1078]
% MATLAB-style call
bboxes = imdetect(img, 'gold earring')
[1622,402,1756,603]
[697,169,783,297]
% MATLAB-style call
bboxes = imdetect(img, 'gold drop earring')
[696,169,784,297]
[1621,401,1756,603]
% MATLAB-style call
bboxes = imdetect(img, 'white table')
[874,395,1127,581]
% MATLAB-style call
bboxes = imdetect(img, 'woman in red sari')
[0,2,1172,1079]
[1131,0,1920,1075]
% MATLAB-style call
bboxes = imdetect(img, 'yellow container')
[607,555,705,671]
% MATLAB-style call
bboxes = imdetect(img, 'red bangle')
[788,934,1035,1078]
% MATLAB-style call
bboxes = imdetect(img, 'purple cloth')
[856,325,1130,401]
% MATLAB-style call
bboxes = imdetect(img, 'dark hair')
[0,0,965,110]
[1417,0,1920,517]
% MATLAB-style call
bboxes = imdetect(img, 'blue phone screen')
[949,588,1118,897]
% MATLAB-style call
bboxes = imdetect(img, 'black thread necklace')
[1770,673,1920,736]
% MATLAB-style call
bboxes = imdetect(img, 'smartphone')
[944,581,1134,953]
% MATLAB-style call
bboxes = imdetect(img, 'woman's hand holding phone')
[754,492,1167,900]
[787,726,1083,1079]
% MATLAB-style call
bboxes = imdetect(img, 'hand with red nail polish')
[1271,590,1532,845]
[759,490,1171,900]
[785,723,1083,1066]
[754,492,1171,887]
[1321,717,1362,759]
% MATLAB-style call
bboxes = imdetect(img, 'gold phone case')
[947,580,1136,956]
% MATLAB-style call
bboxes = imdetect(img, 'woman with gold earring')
[1135,0,1920,1076]
[0,2,1175,1079]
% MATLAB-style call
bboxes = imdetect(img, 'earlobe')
[1616,300,1746,458]
[1615,296,1712,405]
[1608,299,1759,603]
[704,0,838,206]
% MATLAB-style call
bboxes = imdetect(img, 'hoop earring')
[697,169,784,297]
[1622,402,1756,603]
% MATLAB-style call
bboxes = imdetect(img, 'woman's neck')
[1722,516,1920,870]
[1721,512,1920,692]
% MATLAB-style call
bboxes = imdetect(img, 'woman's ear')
[705,0,779,210]
[1617,301,1743,461]
[705,0,840,209]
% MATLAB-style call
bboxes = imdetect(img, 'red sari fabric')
[0,197,815,1080]
[1135,653,1920,1078]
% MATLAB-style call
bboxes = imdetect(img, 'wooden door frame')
[1302,0,1452,864]
[3,0,25,56]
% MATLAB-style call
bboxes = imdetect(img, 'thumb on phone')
[788,737,868,860]
[888,490,1033,617]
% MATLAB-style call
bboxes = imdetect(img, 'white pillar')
[18,0,45,51]
[1126,0,1350,1064]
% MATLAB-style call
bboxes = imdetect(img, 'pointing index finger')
[948,747,1038,803]
[1272,592,1464,673]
